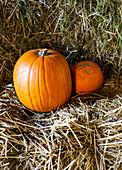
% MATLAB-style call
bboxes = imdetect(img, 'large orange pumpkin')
[71,61,103,94]
[13,49,72,112]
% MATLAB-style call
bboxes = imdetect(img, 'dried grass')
[0,0,121,87]
[0,84,122,169]
[0,0,122,169]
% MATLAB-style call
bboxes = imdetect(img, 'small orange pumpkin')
[13,49,72,112]
[71,61,103,94]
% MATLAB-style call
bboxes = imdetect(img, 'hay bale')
[0,84,122,169]
[0,0,121,169]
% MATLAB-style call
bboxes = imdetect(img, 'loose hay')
[0,84,122,169]
[0,0,122,169]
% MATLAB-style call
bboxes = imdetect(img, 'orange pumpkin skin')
[71,61,103,94]
[13,49,72,112]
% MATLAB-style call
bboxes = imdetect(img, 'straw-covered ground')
[0,0,122,169]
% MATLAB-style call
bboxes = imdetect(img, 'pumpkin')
[13,49,72,112]
[71,61,103,94]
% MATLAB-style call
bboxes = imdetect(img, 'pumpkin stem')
[38,48,48,57]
